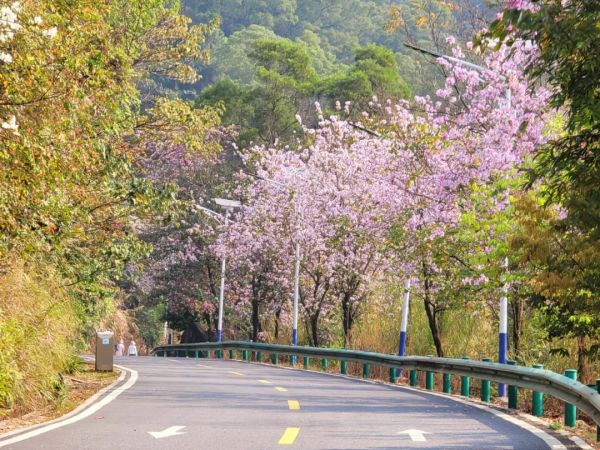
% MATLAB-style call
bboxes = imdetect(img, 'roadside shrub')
[0,264,79,416]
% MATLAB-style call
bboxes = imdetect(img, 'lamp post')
[246,171,303,358]
[292,241,300,347]
[398,278,411,357]
[404,43,511,397]
[198,198,241,342]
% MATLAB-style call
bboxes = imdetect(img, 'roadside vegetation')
[0,0,220,416]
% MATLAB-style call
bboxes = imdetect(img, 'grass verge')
[0,362,118,436]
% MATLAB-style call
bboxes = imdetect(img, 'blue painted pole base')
[291,329,298,367]
[498,332,507,397]
[397,330,407,377]
[398,331,407,357]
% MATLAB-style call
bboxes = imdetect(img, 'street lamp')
[198,198,241,343]
[245,171,303,360]
[404,42,511,396]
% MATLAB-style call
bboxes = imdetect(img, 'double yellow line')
[222,367,302,445]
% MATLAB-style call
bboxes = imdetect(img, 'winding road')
[0,357,583,449]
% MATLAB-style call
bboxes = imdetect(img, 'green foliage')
[318,44,411,112]
[184,0,495,94]
[251,38,317,90]
[196,79,258,143]
[477,1,600,379]
[510,192,600,378]
[197,40,411,147]
[197,36,317,146]
[210,25,279,85]
[133,303,167,350]
[483,0,600,238]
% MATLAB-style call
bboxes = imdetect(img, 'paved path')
[0,357,577,449]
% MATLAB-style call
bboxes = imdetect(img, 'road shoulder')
[0,364,137,447]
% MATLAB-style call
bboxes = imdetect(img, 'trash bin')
[95,331,114,371]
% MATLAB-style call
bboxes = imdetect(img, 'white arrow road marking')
[397,429,430,442]
[148,426,187,439]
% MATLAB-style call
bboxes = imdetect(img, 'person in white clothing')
[127,340,138,356]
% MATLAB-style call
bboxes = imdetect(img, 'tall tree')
[483,0,600,236]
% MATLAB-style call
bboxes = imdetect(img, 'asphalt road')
[0,356,579,449]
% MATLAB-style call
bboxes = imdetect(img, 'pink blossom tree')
[215,38,550,348]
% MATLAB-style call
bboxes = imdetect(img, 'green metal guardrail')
[151,341,600,429]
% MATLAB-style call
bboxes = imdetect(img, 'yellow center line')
[258,379,272,384]
[197,364,212,369]
[278,427,300,445]
[229,371,245,376]
[287,400,300,410]
[275,386,288,392]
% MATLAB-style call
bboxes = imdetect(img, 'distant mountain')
[181,0,498,95]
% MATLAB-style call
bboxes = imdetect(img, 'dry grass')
[0,362,118,435]
[0,263,79,416]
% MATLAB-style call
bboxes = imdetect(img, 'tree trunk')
[310,312,320,347]
[304,319,312,346]
[510,298,524,356]
[577,335,589,383]
[342,293,352,348]
[422,263,444,357]
[274,307,281,340]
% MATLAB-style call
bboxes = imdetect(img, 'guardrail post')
[564,369,577,427]
[291,355,297,366]
[426,355,434,390]
[363,363,370,378]
[271,353,279,365]
[409,369,418,386]
[507,360,518,409]
[481,357,492,403]
[229,350,235,359]
[389,367,397,383]
[255,351,261,362]
[217,350,223,359]
[532,364,544,416]
[194,350,199,359]
[443,373,452,394]
[321,358,328,370]
[243,350,249,361]
[341,361,348,375]
[303,356,309,369]
[461,356,471,397]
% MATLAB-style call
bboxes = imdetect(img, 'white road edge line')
[426,391,566,450]
[0,364,138,447]
[242,360,576,450]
